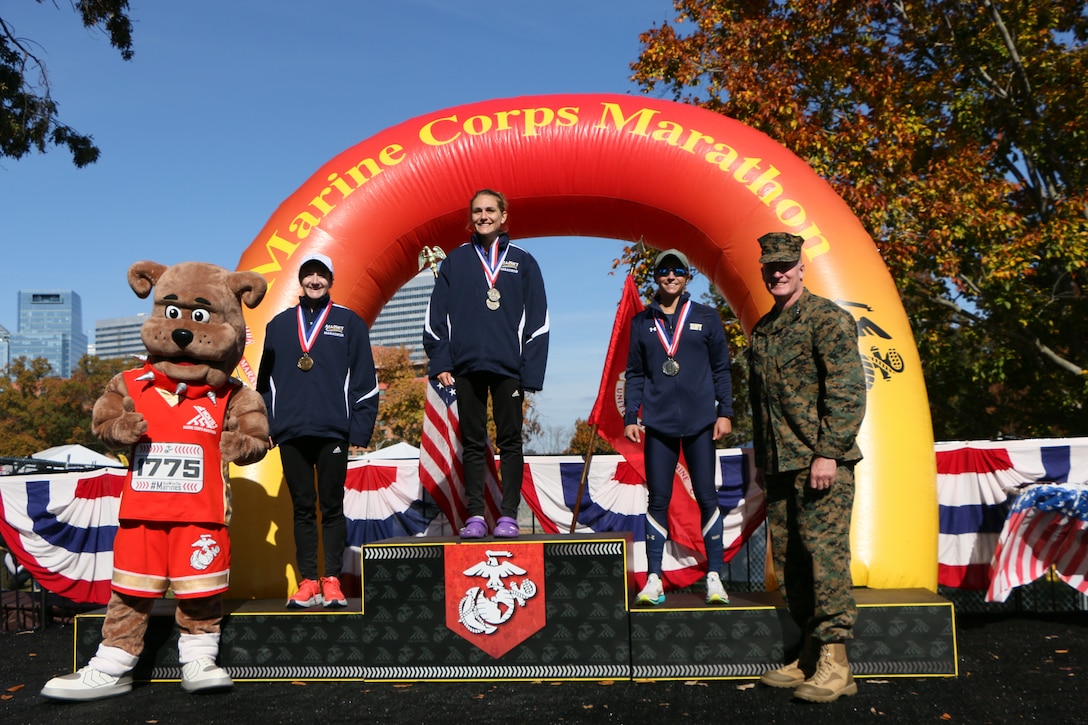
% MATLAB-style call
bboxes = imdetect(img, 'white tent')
[358,441,420,460]
[31,444,125,469]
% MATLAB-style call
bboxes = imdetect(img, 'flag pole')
[569,423,600,533]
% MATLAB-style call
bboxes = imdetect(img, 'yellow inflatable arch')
[230,93,937,598]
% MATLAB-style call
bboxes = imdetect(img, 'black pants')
[279,436,348,580]
[456,371,524,519]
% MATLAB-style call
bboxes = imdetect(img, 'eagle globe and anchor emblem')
[457,549,539,635]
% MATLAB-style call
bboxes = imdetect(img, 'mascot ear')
[229,271,269,309]
[128,261,168,299]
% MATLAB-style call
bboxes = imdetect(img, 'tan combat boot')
[793,642,858,703]
[760,636,818,688]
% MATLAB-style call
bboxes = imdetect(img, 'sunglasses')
[655,266,689,278]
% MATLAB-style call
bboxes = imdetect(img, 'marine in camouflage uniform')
[747,232,866,703]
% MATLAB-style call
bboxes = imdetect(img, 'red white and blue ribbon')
[474,239,509,292]
[296,300,332,355]
[653,300,692,360]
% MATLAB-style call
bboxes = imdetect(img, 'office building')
[95,314,148,361]
[369,270,435,364]
[0,324,10,372]
[9,290,87,377]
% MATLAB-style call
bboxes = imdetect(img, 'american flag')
[936,438,1088,594]
[986,483,1088,602]
[417,378,502,532]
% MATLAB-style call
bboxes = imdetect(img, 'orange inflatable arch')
[230,93,937,598]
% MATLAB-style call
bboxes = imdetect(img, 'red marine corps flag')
[587,275,647,477]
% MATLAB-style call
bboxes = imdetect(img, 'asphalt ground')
[2,611,1086,724]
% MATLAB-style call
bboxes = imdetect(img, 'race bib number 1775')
[131,442,205,493]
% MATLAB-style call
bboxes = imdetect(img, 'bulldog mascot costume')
[42,261,269,700]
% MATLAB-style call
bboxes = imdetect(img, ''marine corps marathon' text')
[244,100,831,280]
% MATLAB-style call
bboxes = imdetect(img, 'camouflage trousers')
[765,464,857,643]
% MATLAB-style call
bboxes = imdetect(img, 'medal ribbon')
[474,238,510,291]
[297,301,332,354]
[654,300,693,359]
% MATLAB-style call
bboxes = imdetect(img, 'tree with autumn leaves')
[372,346,542,451]
[0,348,543,458]
[0,355,132,458]
[631,0,1088,439]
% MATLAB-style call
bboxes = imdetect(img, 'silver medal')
[662,357,680,376]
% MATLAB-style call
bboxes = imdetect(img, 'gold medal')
[297,301,330,374]
[486,298,501,310]
[486,287,501,310]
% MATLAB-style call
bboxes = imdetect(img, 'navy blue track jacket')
[256,296,379,448]
[624,292,733,437]
[423,233,550,391]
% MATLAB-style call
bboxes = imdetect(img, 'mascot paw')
[220,431,269,466]
[106,412,149,447]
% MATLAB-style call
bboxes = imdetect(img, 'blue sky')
[1,1,711,444]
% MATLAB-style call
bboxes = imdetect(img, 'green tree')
[1,1,135,167]
[632,0,1088,439]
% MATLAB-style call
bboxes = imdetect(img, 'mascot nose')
[172,328,194,348]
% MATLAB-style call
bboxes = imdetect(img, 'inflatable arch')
[230,93,937,598]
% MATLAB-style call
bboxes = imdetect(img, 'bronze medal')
[297,353,314,372]
[662,357,680,376]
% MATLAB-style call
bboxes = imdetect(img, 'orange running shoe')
[321,576,347,608]
[286,578,322,609]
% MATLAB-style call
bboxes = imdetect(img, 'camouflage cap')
[653,248,691,271]
[758,232,804,264]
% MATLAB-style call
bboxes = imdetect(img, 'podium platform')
[72,533,957,682]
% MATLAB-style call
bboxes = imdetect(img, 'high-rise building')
[369,270,435,364]
[10,290,87,377]
[94,314,149,361]
[0,324,10,372]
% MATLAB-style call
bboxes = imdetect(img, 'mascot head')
[128,261,267,389]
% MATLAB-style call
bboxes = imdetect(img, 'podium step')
[73,534,956,681]
[628,588,956,679]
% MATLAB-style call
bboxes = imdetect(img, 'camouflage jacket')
[747,288,866,474]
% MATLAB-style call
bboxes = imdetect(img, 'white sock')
[178,632,221,665]
[87,645,139,676]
